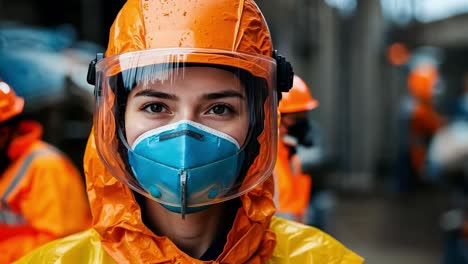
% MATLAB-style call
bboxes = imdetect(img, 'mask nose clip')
[160,130,204,141]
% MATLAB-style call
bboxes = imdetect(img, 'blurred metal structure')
[259,0,388,191]
[260,0,468,192]
[394,13,468,48]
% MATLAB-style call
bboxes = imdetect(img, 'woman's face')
[125,67,249,147]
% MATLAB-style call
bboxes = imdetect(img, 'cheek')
[230,116,249,147]
[124,110,148,147]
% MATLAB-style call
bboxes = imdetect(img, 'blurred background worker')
[394,61,446,193]
[274,74,319,223]
[0,80,91,263]
[407,63,446,178]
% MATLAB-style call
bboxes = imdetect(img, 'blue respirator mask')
[127,120,244,217]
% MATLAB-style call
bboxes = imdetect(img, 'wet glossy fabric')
[107,0,272,58]
[0,121,91,263]
[14,229,117,264]
[16,217,364,264]
[267,217,364,264]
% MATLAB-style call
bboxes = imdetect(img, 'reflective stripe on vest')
[1,148,57,225]
[0,207,27,224]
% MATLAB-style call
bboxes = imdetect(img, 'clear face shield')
[93,48,278,217]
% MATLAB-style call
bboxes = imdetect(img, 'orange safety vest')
[274,139,312,220]
[0,121,91,263]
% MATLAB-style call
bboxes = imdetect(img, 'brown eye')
[209,105,232,115]
[144,103,167,113]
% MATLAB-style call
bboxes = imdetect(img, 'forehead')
[130,66,246,94]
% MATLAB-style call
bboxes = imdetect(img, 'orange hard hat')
[105,0,275,80]
[278,75,319,113]
[407,64,438,102]
[0,80,24,122]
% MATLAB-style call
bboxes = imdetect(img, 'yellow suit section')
[16,217,363,264]
[267,217,364,264]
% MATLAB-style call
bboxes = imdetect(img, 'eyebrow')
[133,90,178,100]
[133,89,245,101]
[202,90,245,100]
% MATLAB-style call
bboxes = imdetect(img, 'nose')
[174,103,199,124]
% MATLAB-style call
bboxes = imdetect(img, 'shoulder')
[28,142,67,161]
[14,229,116,264]
[268,217,364,264]
[27,142,79,172]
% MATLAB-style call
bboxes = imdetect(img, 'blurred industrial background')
[1,0,468,263]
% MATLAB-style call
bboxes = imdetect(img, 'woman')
[17,0,364,263]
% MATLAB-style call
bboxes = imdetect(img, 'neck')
[143,199,228,259]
